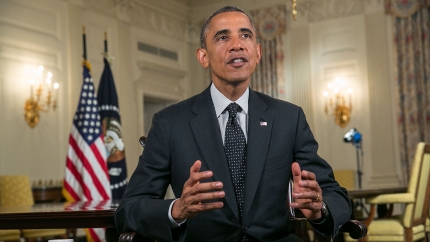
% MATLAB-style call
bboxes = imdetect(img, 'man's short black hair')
[200,6,257,48]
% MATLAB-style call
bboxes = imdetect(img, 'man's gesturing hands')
[289,162,323,221]
[171,161,324,222]
[171,160,225,221]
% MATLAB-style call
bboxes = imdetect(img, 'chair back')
[403,142,430,228]
[139,136,147,148]
[333,169,355,190]
[0,175,34,207]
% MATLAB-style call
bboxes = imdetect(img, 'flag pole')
[104,32,108,54]
[82,26,87,61]
[82,26,91,72]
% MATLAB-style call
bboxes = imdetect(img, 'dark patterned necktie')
[224,102,247,218]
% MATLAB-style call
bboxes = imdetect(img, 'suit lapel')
[189,88,239,219]
[243,90,273,216]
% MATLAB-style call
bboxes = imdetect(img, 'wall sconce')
[323,77,352,128]
[24,65,59,128]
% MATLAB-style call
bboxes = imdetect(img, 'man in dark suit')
[115,5,351,242]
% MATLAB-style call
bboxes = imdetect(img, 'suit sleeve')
[293,107,352,237]
[114,112,186,242]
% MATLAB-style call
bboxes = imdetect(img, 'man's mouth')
[228,58,247,64]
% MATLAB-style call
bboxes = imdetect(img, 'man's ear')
[196,48,209,68]
[256,43,262,64]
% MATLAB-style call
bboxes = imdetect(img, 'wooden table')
[348,186,407,199]
[0,200,117,230]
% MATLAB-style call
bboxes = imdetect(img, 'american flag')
[63,61,111,242]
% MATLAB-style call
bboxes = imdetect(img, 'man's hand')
[289,162,322,220]
[171,160,225,221]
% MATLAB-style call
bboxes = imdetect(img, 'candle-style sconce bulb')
[24,65,59,128]
[323,77,353,128]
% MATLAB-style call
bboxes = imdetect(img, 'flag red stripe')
[87,142,110,200]
[91,138,110,177]
[65,156,83,196]
[65,154,92,201]
[69,132,109,200]
[63,181,80,202]
[94,199,109,209]
[69,135,94,200]
[88,228,102,242]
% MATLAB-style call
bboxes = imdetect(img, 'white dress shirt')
[210,83,249,143]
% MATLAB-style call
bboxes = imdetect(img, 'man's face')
[197,11,262,86]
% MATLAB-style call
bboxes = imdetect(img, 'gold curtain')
[250,5,287,98]
[385,0,430,17]
[385,0,430,181]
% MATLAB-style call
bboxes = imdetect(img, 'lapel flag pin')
[260,122,267,126]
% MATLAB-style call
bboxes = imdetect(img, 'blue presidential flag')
[97,57,127,200]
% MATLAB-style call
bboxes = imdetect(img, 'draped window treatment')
[250,5,287,98]
[385,0,430,181]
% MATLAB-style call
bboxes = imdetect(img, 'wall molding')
[137,60,187,79]
[368,174,402,188]
[363,0,385,14]
[0,43,60,70]
[307,0,365,23]
[85,0,117,17]
[129,2,188,41]
[0,0,61,40]
[74,0,189,40]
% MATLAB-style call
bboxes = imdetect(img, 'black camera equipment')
[344,128,362,144]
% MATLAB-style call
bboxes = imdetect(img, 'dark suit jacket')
[115,86,351,242]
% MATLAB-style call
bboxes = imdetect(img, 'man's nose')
[229,37,243,51]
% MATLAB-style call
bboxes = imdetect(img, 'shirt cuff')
[168,198,187,228]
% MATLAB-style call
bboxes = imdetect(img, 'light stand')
[344,128,368,216]
[354,141,363,190]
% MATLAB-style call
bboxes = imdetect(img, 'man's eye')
[242,33,251,38]
[218,36,227,40]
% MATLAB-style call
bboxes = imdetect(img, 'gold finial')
[292,0,297,21]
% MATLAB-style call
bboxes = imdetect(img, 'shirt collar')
[210,83,249,117]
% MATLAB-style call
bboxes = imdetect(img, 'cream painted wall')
[290,0,401,189]
[0,0,70,180]
[310,14,372,188]
[0,0,191,181]
[0,0,403,190]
